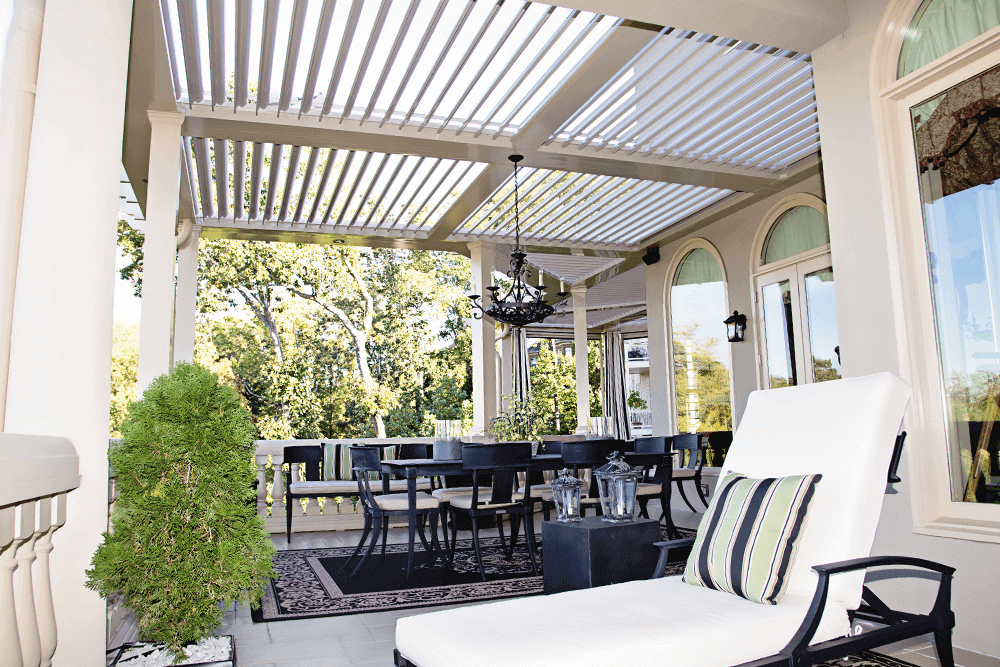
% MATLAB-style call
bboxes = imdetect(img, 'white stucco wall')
[646,172,826,437]
[646,0,1000,656]
[812,0,1000,657]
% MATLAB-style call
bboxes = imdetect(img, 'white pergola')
[118,0,828,437]
[0,0,863,663]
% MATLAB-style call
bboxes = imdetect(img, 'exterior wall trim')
[662,238,735,434]
[871,0,1000,542]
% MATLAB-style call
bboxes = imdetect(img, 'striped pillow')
[683,472,822,605]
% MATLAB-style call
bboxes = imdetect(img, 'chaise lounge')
[393,373,955,667]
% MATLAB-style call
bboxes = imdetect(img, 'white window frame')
[872,0,1000,542]
[750,194,835,390]
[662,238,735,435]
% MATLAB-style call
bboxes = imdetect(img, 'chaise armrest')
[651,537,696,579]
[780,555,956,662]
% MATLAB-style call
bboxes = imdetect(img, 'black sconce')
[724,310,747,343]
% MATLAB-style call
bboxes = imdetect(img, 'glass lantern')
[550,468,585,522]
[594,452,640,523]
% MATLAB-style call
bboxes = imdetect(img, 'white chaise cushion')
[395,575,849,667]
[719,373,910,611]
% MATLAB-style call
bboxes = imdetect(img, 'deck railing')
[254,438,437,533]
[0,433,80,667]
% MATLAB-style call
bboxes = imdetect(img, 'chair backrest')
[633,436,669,454]
[538,439,562,454]
[562,440,617,496]
[397,442,433,459]
[705,430,734,467]
[719,373,910,611]
[284,445,323,482]
[348,446,383,510]
[672,433,701,470]
[462,442,531,505]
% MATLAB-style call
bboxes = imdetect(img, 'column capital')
[467,240,496,254]
[571,284,587,296]
[146,110,185,127]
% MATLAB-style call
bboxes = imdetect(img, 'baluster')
[35,496,59,667]
[0,505,23,667]
[271,455,285,520]
[256,457,268,518]
[14,501,40,667]
[291,463,305,519]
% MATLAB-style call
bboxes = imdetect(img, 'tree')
[673,328,732,432]
[110,320,139,436]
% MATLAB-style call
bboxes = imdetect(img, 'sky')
[113,246,142,323]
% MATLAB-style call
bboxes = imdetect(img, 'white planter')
[109,636,236,667]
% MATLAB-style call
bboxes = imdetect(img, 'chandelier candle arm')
[468,155,570,329]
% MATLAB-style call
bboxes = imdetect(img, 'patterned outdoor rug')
[253,528,693,622]
[816,653,923,667]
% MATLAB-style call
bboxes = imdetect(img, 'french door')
[754,254,842,389]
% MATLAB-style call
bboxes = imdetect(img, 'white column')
[3,2,133,666]
[173,221,200,365]
[572,285,590,435]
[499,327,513,412]
[469,242,498,435]
[0,0,45,430]
[137,110,184,392]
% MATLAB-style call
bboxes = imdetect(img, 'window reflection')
[804,268,842,382]
[762,280,797,388]
[912,63,1000,503]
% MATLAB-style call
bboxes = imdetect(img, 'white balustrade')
[0,434,79,667]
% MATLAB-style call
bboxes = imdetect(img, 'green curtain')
[763,206,829,265]
[673,248,723,286]
[900,0,1000,78]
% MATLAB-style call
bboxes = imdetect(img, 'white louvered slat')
[257,0,281,111]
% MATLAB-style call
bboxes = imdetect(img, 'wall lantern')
[724,310,747,343]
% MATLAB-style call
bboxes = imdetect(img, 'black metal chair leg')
[694,476,710,507]
[935,630,955,667]
[286,498,294,543]
[509,513,521,555]
[352,515,382,576]
[381,517,389,555]
[524,510,539,575]
[416,514,432,555]
[449,510,459,566]
[497,513,508,556]
[470,516,486,581]
[406,511,417,579]
[341,514,372,571]
[676,480,698,512]
[637,497,650,519]
[541,500,550,522]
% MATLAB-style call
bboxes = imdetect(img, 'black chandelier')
[468,155,569,328]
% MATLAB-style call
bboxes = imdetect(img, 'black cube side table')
[542,516,661,594]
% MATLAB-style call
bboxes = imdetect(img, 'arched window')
[874,0,1000,529]
[669,244,732,433]
[898,0,1000,78]
[752,196,841,388]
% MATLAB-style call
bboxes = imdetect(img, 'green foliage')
[528,344,577,435]
[489,393,541,442]
[673,328,732,432]
[626,390,648,411]
[110,320,139,437]
[117,218,144,297]
[87,363,275,658]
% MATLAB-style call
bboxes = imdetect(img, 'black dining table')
[380,449,679,577]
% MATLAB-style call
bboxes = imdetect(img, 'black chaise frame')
[394,432,956,667]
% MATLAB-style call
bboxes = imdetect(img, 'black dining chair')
[673,433,709,510]
[632,436,674,523]
[555,439,619,518]
[446,442,538,581]
[283,445,360,543]
[342,446,442,578]
[705,430,734,467]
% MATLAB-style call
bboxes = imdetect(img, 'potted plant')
[489,392,542,444]
[627,390,648,427]
[88,362,275,665]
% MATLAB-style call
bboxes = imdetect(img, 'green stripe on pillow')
[682,472,822,605]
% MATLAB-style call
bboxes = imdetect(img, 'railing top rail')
[253,434,590,458]
[0,433,80,507]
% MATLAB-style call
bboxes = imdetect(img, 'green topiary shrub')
[87,362,275,658]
